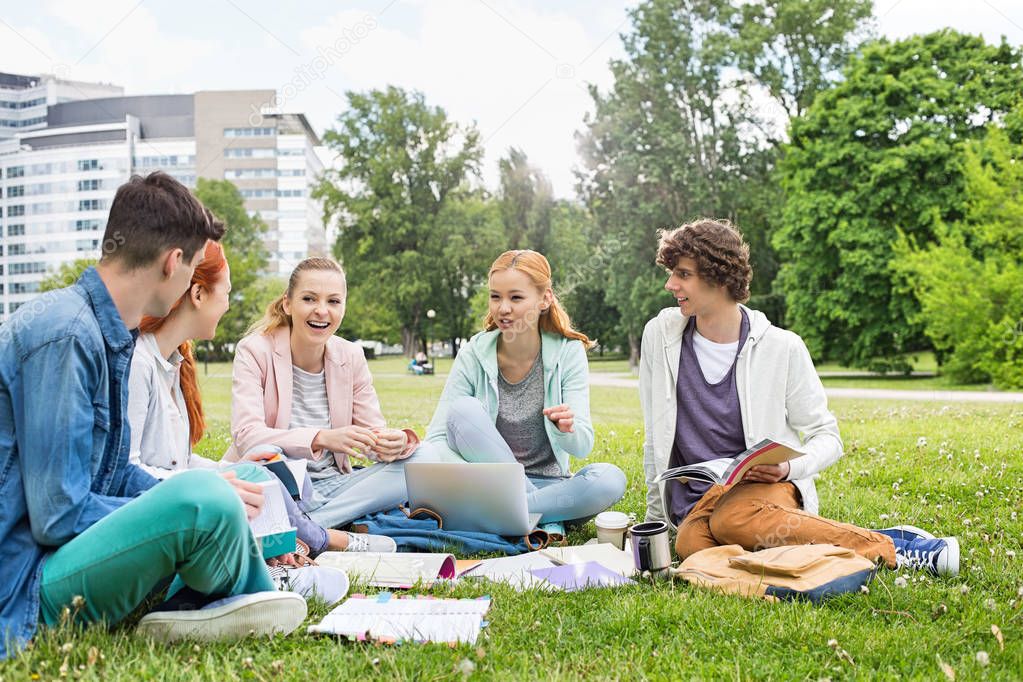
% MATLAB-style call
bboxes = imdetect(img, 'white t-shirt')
[692,330,739,384]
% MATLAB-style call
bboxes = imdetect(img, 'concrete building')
[0,72,123,137]
[0,74,327,319]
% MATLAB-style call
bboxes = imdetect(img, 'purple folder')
[529,561,635,591]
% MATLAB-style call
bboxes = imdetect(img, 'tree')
[40,258,96,292]
[775,31,1022,370]
[576,0,806,365]
[893,122,1023,387]
[193,178,270,355]
[497,148,554,253]
[314,86,484,356]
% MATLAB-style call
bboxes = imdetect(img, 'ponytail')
[177,341,205,446]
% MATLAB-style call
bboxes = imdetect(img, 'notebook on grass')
[540,543,637,577]
[308,594,492,644]
[529,561,635,591]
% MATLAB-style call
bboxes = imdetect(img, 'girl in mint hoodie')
[423,250,626,535]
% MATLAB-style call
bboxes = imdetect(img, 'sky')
[2,0,1022,198]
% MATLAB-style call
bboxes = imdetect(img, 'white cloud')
[297,1,629,197]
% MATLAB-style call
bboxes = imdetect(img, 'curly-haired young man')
[639,219,959,576]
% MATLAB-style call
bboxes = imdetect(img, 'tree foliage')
[40,258,96,292]
[577,0,870,365]
[193,178,270,354]
[314,86,484,355]
[893,121,1023,387]
[497,147,554,253]
[775,30,1023,370]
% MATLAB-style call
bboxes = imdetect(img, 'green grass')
[5,361,1021,680]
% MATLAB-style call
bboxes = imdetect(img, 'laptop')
[404,462,543,536]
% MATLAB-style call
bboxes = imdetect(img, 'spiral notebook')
[307,594,492,644]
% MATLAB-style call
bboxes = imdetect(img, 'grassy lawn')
[5,358,1021,680]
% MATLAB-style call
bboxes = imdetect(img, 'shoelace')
[895,548,935,571]
[346,532,369,552]
[267,565,294,591]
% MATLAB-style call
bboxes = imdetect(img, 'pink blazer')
[227,326,416,472]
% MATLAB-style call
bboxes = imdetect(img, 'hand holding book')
[654,439,803,487]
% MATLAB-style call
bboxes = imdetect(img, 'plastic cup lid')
[594,511,630,529]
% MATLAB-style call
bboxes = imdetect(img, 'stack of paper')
[316,552,462,589]
[462,553,557,591]
[307,594,492,644]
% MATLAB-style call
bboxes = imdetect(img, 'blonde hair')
[246,257,347,336]
[483,249,594,349]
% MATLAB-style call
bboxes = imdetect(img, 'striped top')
[289,365,335,478]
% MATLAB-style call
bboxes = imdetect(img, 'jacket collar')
[472,328,566,381]
[657,303,772,385]
[77,266,136,353]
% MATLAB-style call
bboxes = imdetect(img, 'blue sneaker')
[892,536,959,577]
[873,524,936,542]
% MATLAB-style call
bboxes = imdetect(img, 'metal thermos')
[630,521,672,574]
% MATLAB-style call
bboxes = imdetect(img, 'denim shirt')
[0,267,157,659]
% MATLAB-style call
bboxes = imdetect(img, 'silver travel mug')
[630,521,672,576]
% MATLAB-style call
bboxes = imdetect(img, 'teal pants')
[39,467,274,627]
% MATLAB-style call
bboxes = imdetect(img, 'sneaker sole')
[938,536,960,577]
[137,592,307,642]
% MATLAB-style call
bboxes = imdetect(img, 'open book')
[249,479,297,558]
[655,438,804,487]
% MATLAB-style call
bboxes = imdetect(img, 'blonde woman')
[228,258,432,543]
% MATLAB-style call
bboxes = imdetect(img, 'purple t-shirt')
[667,310,750,525]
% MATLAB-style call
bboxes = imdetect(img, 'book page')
[721,439,803,485]
[249,480,291,537]
[316,552,456,588]
[541,543,637,577]
[468,553,557,590]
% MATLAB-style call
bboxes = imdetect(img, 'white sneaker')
[344,532,397,553]
[269,565,350,604]
[136,591,306,642]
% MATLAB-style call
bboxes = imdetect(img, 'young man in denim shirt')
[0,173,306,659]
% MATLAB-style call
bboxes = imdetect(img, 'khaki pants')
[675,482,896,568]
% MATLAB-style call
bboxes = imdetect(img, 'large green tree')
[578,0,869,365]
[775,30,1022,370]
[314,86,483,355]
[193,178,271,355]
[893,119,1023,388]
[497,147,554,253]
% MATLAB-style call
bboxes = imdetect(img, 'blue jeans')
[248,444,439,530]
[441,396,626,524]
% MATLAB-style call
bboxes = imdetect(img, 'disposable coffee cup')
[594,511,630,550]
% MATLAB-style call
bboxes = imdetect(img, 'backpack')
[675,544,876,604]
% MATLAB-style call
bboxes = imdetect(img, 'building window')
[224,127,275,137]
[10,262,47,275]
[8,244,25,255]
[77,179,100,191]
[79,199,103,211]
[223,148,276,159]
[9,302,22,314]
[7,166,24,178]
[7,224,24,236]
[75,219,101,231]
[239,188,276,198]
[6,185,24,198]
[278,189,305,198]
[77,159,99,171]
[10,282,39,295]
[8,205,24,217]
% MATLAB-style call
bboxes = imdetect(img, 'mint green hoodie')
[424,329,594,473]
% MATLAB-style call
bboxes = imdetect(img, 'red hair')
[483,249,594,349]
[139,240,228,447]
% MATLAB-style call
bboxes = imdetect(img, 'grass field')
[5,357,1021,680]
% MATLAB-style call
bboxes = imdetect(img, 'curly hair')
[655,219,752,303]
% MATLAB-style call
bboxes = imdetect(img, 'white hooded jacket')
[640,305,843,525]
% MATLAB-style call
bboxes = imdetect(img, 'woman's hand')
[742,461,790,484]
[371,428,409,462]
[240,449,281,464]
[543,404,575,433]
[313,426,378,459]
[218,470,264,520]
